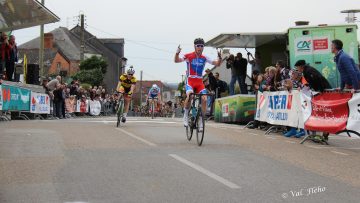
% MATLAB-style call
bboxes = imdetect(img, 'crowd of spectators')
[248,39,360,140]
[42,75,123,119]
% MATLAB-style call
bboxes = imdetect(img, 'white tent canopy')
[0,0,59,32]
[205,32,287,48]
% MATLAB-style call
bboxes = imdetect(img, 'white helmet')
[127,66,135,75]
[152,84,158,89]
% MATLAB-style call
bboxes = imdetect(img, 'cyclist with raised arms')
[117,66,136,123]
[174,38,222,130]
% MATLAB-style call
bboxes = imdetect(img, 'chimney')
[44,33,54,49]
[295,21,309,26]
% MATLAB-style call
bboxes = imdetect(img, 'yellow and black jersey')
[119,74,137,88]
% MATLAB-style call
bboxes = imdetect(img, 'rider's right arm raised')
[174,45,184,63]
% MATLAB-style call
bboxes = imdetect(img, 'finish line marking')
[169,154,240,189]
[116,128,157,147]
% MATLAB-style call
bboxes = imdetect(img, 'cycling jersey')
[148,86,160,98]
[119,74,137,88]
[183,52,213,78]
[181,52,213,94]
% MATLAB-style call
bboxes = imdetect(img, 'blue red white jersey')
[148,86,160,98]
[182,52,213,78]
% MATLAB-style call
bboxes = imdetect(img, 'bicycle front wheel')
[196,110,205,146]
[151,101,154,119]
[116,100,124,127]
[186,111,193,141]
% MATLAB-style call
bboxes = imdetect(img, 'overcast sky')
[14,0,360,83]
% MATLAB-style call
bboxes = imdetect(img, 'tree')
[73,56,108,86]
[79,55,108,74]
[73,68,104,86]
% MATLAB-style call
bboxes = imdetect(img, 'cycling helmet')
[127,66,135,75]
[152,84,158,89]
[194,38,205,45]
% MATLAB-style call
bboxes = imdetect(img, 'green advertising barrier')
[1,84,31,111]
[214,94,256,123]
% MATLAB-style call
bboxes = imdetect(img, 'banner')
[76,99,89,113]
[345,93,360,137]
[89,100,101,116]
[304,92,352,134]
[298,90,313,129]
[1,84,30,111]
[30,92,50,114]
[214,94,256,123]
[255,90,301,127]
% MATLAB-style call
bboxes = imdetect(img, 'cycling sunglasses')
[195,44,204,48]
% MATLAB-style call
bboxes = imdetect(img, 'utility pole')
[39,0,45,77]
[181,74,184,82]
[139,70,143,106]
[80,14,85,61]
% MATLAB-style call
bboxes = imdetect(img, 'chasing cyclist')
[174,38,222,130]
[147,84,162,112]
[117,66,136,123]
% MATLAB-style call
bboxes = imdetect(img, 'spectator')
[248,51,262,73]
[69,80,79,96]
[101,89,106,100]
[295,60,331,139]
[263,66,277,91]
[248,73,265,129]
[256,74,267,93]
[204,69,217,92]
[53,83,64,119]
[0,32,7,79]
[274,60,290,90]
[283,70,307,137]
[47,76,61,91]
[331,39,360,91]
[295,60,331,92]
[227,53,248,95]
[214,72,228,98]
[5,35,18,81]
[250,70,260,93]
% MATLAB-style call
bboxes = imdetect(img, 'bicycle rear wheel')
[196,110,205,146]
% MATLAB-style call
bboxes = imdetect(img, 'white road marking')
[265,136,277,140]
[249,133,258,136]
[116,128,157,147]
[331,151,349,156]
[285,140,296,144]
[169,154,240,189]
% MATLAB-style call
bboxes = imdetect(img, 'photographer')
[226,53,248,95]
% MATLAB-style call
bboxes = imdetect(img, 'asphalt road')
[1,117,360,203]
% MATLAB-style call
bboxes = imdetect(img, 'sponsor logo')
[222,103,229,117]
[268,95,292,110]
[297,40,311,51]
[313,39,328,50]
